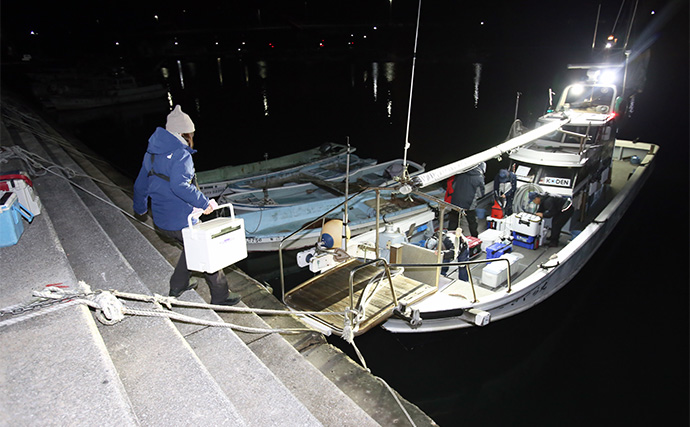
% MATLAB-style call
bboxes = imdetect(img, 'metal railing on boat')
[276,186,517,333]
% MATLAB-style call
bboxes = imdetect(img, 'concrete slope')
[54,113,437,427]
[31,121,324,426]
[0,179,139,426]
[9,127,246,426]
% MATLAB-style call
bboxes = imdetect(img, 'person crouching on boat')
[529,192,573,247]
[132,105,241,306]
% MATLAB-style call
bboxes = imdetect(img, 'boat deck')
[283,142,651,333]
[443,155,642,298]
[285,258,437,335]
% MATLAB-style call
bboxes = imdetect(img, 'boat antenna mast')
[401,0,423,186]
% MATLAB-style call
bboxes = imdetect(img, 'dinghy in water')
[197,143,375,198]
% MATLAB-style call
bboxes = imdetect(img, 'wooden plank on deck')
[285,258,436,335]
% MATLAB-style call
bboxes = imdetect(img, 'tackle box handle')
[187,202,235,229]
[13,201,34,223]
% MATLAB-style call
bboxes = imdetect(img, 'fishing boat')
[197,143,375,198]
[221,159,424,213]
[278,73,658,336]
[268,0,659,337]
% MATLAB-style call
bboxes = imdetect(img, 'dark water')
[11,4,687,425]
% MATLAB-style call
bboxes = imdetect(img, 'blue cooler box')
[511,231,539,250]
[0,191,34,247]
[486,241,512,259]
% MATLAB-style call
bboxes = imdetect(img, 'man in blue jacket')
[133,105,240,306]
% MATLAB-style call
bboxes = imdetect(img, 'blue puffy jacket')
[133,127,209,231]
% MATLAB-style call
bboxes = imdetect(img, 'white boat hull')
[381,142,656,333]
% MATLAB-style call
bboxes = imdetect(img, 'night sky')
[3,1,680,63]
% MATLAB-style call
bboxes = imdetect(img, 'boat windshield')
[558,84,616,114]
[539,124,595,144]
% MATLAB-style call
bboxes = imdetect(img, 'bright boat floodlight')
[600,70,617,85]
[570,84,585,95]
[586,70,600,82]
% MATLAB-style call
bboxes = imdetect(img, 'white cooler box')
[182,203,247,273]
[478,228,504,251]
[481,252,524,288]
[509,212,542,236]
[0,172,41,215]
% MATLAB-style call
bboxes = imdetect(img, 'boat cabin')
[508,83,619,220]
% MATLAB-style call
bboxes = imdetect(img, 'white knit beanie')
[166,105,195,134]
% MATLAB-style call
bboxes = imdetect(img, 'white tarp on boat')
[410,118,569,189]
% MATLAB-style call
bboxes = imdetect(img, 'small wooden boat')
[221,159,424,213]
[241,186,441,252]
[197,143,374,198]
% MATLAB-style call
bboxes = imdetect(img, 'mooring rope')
[0,282,351,331]
[1,282,418,426]
[110,289,348,317]
[1,108,127,180]
[339,308,418,427]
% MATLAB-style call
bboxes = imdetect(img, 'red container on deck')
[491,200,504,219]
[466,236,482,259]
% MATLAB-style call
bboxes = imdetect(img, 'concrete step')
[8,125,246,425]
[3,97,438,426]
[46,127,382,425]
[50,116,436,426]
[29,119,327,426]
[0,173,139,425]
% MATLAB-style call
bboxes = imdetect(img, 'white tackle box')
[182,203,247,273]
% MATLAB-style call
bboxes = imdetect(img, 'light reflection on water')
[473,62,481,108]
[61,54,530,179]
